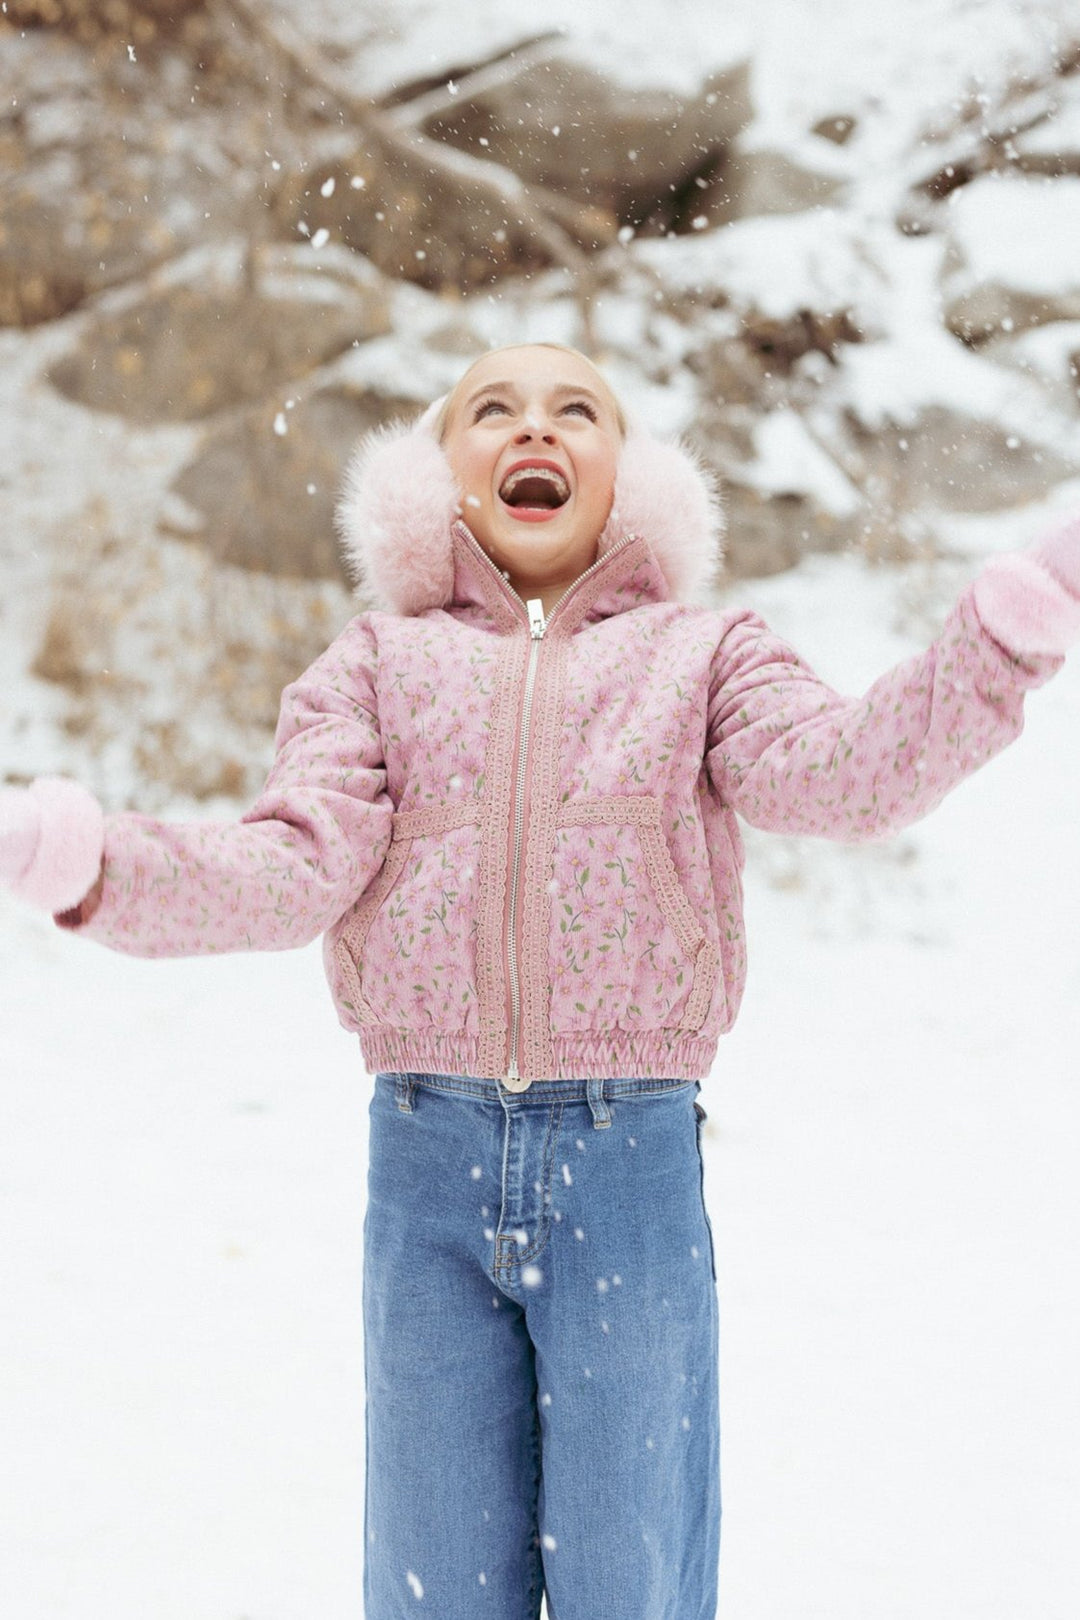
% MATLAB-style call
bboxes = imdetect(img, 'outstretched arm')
[706,521,1078,842]
[1,616,394,958]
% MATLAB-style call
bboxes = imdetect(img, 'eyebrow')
[462,380,607,409]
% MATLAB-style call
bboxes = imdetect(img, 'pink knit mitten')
[973,516,1080,657]
[0,778,105,913]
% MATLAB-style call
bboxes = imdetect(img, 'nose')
[513,417,556,445]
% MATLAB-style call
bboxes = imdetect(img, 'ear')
[335,406,459,614]
[599,430,724,602]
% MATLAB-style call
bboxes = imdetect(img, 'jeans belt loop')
[395,1074,415,1114]
[586,1076,612,1130]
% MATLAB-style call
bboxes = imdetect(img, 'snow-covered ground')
[4,0,1080,1616]
[711,558,1080,1620]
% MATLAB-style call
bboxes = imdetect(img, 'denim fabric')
[362,1072,721,1619]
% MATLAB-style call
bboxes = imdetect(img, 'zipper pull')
[526,598,546,639]
[503,1060,531,1094]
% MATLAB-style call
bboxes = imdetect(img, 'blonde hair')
[434,342,628,442]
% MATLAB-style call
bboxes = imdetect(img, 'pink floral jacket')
[73,416,1061,1087]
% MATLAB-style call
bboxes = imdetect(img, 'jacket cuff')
[972,552,1080,659]
[12,777,105,915]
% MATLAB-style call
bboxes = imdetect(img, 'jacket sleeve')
[65,616,393,956]
[705,585,1062,842]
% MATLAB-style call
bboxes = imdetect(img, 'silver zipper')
[537,532,636,625]
[452,523,638,1089]
[503,597,547,1092]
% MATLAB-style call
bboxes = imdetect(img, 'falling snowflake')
[406,1570,424,1599]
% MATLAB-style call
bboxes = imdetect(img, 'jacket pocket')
[548,796,721,1034]
[334,805,481,1032]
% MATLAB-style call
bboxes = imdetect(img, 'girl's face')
[441,347,622,605]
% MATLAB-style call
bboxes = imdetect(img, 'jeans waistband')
[377,1071,696,1130]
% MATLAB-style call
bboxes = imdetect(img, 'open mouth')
[498,465,571,513]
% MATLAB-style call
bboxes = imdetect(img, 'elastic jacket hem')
[359,1029,718,1083]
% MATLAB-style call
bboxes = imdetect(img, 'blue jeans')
[363,1072,721,1619]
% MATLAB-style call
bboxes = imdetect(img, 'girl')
[2,342,1078,1619]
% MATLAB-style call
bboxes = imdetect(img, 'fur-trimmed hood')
[335,404,723,616]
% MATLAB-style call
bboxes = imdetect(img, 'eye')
[472,396,510,421]
[562,400,598,421]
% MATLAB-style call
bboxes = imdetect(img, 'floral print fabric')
[74,526,1061,1083]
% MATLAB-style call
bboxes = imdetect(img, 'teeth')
[500,465,570,502]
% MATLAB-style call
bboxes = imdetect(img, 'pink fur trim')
[972,552,1080,658]
[336,418,458,615]
[336,411,723,614]
[599,431,723,601]
[11,777,104,913]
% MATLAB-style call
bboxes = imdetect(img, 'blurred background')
[2,6,1080,1619]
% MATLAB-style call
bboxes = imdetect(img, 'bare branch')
[217,0,602,347]
[381,34,564,130]
[226,0,610,258]
[382,125,592,271]
[220,0,375,118]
